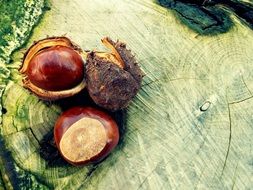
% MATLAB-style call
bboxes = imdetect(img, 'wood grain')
[1,0,253,189]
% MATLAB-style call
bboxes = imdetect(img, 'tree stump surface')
[0,0,253,189]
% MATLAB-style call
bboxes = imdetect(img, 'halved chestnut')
[54,107,119,166]
[20,37,86,100]
[86,37,143,111]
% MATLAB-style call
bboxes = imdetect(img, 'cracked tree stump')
[0,0,253,189]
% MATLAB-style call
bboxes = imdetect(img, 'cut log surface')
[1,0,253,189]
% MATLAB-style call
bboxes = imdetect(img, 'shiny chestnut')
[20,37,85,100]
[54,107,119,166]
[86,37,143,111]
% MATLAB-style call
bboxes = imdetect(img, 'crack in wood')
[76,164,104,190]
[175,6,224,30]
[221,100,232,177]
[11,117,18,132]
[229,95,253,105]
[29,128,40,145]
[85,164,99,178]
[141,78,160,87]
[231,162,238,190]
[240,73,253,96]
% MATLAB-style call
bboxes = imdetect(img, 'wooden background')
[1,0,253,189]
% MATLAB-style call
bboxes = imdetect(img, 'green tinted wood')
[1,0,253,189]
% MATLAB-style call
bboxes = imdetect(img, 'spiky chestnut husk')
[19,36,86,100]
[86,37,143,111]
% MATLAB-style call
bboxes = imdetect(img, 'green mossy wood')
[0,0,253,189]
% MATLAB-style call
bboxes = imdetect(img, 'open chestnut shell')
[19,37,86,100]
[86,37,143,111]
[54,107,119,166]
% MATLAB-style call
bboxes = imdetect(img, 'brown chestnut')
[86,37,143,111]
[20,37,86,100]
[54,107,119,166]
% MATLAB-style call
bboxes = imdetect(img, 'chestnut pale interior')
[27,45,84,91]
[93,37,125,69]
[59,117,107,163]
[101,37,125,68]
[95,52,124,68]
